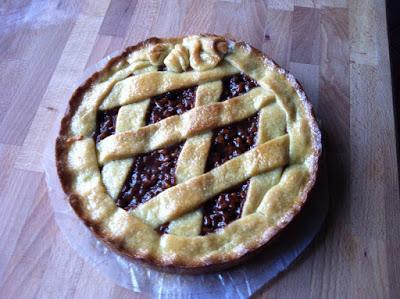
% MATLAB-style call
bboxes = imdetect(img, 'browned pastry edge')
[55,34,322,274]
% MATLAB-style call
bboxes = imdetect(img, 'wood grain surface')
[0,0,399,298]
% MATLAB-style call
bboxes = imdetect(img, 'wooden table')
[1,0,398,298]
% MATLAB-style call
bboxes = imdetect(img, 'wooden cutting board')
[0,0,398,298]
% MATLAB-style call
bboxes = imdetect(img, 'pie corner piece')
[55,34,322,274]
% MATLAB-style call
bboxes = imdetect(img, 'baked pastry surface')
[56,34,321,272]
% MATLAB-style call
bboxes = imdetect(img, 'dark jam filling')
[201,181,249,235]
[145,87,196,125]
[116,143,183,210]
[93,108,119,143]
[205,114,259,171]
[220,72,259,101]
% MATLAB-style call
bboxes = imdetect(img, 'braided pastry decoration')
[56,35,321,272]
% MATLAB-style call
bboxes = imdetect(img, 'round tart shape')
[56,34,321,273]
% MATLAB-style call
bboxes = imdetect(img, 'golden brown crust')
[55,34,322,273]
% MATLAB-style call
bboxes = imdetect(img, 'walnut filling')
[201,181,250,235]
[116,143,183,210]
[93,108,119,143]
[220,72,259,101]
[145,87,196,125]
[205,115,259,170]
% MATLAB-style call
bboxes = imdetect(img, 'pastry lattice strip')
[168,81,223,236]
[131,134,289,228]
[97,87,275,164]
[99,63,159,200]
[101,100,150,200]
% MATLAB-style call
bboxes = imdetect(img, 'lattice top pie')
[56,34,321,273]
